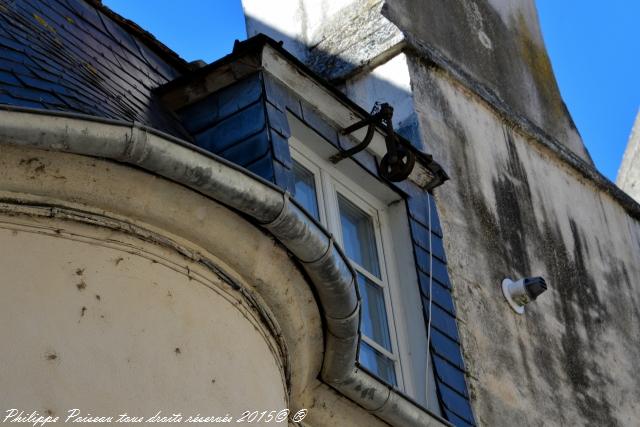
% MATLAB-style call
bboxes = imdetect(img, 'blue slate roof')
[0,0,190,138]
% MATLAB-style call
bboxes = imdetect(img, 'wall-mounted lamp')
[502,276,548,314]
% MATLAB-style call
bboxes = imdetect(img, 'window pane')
[359,341,397,386]
[292,161,320,221]
[337,194,380,277]
[358,273,392,351]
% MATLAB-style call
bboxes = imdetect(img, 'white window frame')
[289,136,410,390]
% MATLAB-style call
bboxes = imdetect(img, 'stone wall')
[241,0,640,425]
[617,111,640,203]
[410,60,640,426]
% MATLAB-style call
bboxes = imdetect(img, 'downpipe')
[0,106,448,427]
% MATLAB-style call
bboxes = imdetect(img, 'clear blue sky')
[537,1,640,182]
[103,0,247,63]
[104,0,638,183]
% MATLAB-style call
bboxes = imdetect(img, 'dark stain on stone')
[76,280,86,291]
[540,218,615,424]
[602,258,640,339]
[75,268,84,276]
[45,352,57,360]
[80,306,87,317]
[20,157,40,166]
[490,126,534,276]
[174,347,181,355]
[410,67,621,424]
[360,387,375,401]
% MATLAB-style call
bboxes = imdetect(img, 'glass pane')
[358,273,392,351]
[292,161,320,221]
[337,194,380,277]
[359,341,397,386]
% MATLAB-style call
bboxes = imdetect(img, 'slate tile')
[178,74,263,133]
[410,218,447,261]
[266,100,290,138]
[443,409,475,427]
[424,296,460,342]
[218,130,271,167]
[194,101,266,153]
[300,100,339,146]
[437,382,476,425]
[433,354,468,397]
[274,161,295,192]
[0,70,21,86]
[430,329,464,369]
[415,246,451,286]
[420,275,456,315]
[270,128,292,168]
[245,152,275,182]
[263,73,302,116]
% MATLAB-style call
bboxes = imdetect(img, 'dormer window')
[337,194,397,385]
[290,137,402,387]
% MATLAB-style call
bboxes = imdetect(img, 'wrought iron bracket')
[331,102,415,182]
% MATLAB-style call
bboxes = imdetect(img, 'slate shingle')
[0,0,188,138]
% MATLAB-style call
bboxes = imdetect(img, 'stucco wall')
[410,61,640,426]
[0,221,286,420]
[0,140,407,427]
[0,144,316,424]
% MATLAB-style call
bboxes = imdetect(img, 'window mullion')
[352,263,385,287]
[361,335,396,360]
[290,141,404,390]
[322,172,342,243]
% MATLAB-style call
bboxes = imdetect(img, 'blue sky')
[103,0,247,63]
[103,0,638,183]
[537,1,639,181]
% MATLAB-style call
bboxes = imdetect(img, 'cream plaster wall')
[0,144,314,425]
[0,219,286,421]
[0,142,401,427]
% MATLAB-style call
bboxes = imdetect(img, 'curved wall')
[0,222,286,418]
[0,143,325,421]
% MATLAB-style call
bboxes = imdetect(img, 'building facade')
[243,0,640,426]
[0,0,639,426]
[618,111,640,203]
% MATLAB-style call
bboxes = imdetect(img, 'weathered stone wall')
[240,0,640,425]
[382,0,591,164]
[410,62,640,426]
[617,111,640,203]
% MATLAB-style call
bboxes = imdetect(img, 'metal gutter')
[0,106,449,427]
